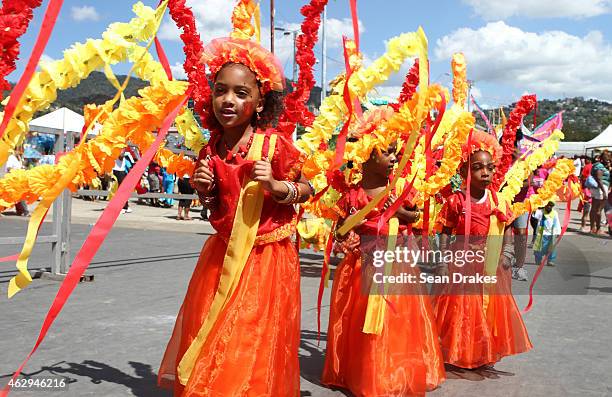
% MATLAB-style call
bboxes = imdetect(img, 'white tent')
[585,125,612,149]
[29,107,102,136]
[557,141,587,157]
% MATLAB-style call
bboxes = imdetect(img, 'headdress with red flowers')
[461,129,502,163]
[201,37,285,95]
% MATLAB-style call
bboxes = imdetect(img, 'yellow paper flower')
[499,129,564,203]
[511,159,575,216]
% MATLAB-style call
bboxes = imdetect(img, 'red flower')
[491,94,537,190]
[397,58,419,106]
[0,0,44,98]
[276,0,329,138]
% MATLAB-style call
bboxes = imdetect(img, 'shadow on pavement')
[299,330,350,396]
[1,360,171,397]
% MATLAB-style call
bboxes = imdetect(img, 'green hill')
[474,97,612,141]
[9,70,322,124]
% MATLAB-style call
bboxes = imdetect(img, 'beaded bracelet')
[276,180,297,204]
[290,182,301,204]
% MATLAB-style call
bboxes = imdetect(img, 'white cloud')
[323,18,366,48]
[158,0,234,43]
[169,62,187,80]
[470,86,482,99]
[71,5,100,22]
[462,0,612,20]
[435,22,612,101]
[39,54,55,64]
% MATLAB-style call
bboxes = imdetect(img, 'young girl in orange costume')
[321,136,446,396]
[433,129,532,370]
[157,37,313,396]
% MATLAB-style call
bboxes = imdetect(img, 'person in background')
[573,155,582,178]
[113,150,134,214]
[529,167,548,245]
[3,147,30,216]
[533,201,562,267]
[161,167,176,208]
[147,163,161,207]
[511,146,529,281]
[589,153,610,235]
[177,173,194,220]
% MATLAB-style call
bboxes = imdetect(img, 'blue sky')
[11,0,612,108]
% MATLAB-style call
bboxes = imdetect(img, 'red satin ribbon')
[294,207,305,252]
[0,89,191,396]
[463,129,474,251]
[376,96,447,234]
[348,0,359,51]
[523,190,572,313]
[332,36,356,169]
[0,0,64,142]
[154,37,173,81]
[317,227,335,342]
[0,254,19,263]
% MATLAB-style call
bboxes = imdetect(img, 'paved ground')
[0,199,611,396]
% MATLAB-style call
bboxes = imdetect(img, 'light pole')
[274,27,299,84]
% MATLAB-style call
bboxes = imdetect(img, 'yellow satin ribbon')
[177,133,277,385]
[363,217,399,335]
[336,28,428,236]
[6,0,170,298]
[8,153,81,297]
[482,191,509,333]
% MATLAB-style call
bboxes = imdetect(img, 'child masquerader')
[157,36,313,396]
[433,129,532,371]
[321,116,446,396]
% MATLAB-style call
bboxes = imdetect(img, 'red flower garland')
[167,0,210,126]
[392,58,419,109]
[276,0,328,137]
[491,93,537,191]
[0,0,43,94]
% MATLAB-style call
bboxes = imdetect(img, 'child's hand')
[383,194,397,211]
[336,231,361,254]
[252,159,277,192]
[193,159,214,194]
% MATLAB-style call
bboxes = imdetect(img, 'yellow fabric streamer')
[0,3,202,206]
[482,192,508,315]
[363,217,399,335]
[5,0,177,297]
[8,152,81,298]
[177,134,278,385]
[297,28,429,156]
[0,1,164,166]
[511,159,576,216]
[499,129,564,203]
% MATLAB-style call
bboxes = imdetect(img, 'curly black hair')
[205,62,285,132]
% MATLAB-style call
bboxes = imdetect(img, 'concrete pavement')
[0,200,611,396]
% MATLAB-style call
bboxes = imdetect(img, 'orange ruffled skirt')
[158,235,301,396]
[432,262,533,369]
[322,254,445,397]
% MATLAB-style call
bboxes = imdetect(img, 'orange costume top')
[158,130,306,397]
[433,189,533,369]
[204,130,305,241]
[322,186,445,397]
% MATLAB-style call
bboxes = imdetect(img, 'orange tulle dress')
[158,131,305,396]
[432,190,533,369]
[322,187,446,397]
